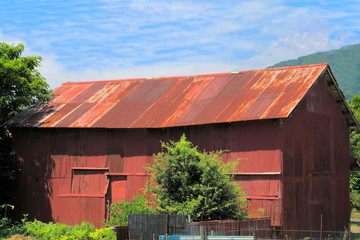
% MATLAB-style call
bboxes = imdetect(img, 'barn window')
[71,168,108,195]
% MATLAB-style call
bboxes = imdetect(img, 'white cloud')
[237,32,343,70]
[2,0,360,89]
[39,53,241,89]
[0,31,23,45]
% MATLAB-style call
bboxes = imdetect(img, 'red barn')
[7,63,358,231]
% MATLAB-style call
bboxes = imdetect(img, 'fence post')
[164,213,168,236]
[320,214,323,240]
[349,221,351,240]
[273,226,276,240]
[200,226,205,240]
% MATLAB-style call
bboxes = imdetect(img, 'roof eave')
[323,66,359,131]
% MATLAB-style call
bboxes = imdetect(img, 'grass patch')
[351,209,360,220]
[352,221,360,238]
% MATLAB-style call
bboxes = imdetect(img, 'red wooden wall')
[12,119,284,228]
[280,74,350,231]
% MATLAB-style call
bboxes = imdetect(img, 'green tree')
[350,95,360,211]
[149,135,247,221]
[0,42,51,207]
[0,42,51,124]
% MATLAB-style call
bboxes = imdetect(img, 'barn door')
[109,175,127,203]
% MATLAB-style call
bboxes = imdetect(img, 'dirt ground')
[5,235,37,240]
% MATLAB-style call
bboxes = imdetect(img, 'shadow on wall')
[0,128,18,215]
[12,128,55,223]
[9,120,282,225]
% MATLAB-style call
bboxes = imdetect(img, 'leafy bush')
[350,190,360,212]
[104,192,155,226]
[149,134,248,221]
[88,228,116,239]
[0,215,115,240]
[0,216,26,239]
[23,220,115,240]
[350,95,360,211]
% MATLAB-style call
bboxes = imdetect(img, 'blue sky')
[1,0,360,89]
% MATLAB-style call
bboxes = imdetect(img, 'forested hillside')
[269,43,360,99]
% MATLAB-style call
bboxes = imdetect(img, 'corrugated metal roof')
[7,63,357,129]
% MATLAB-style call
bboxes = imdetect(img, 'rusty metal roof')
[6,63,358,129]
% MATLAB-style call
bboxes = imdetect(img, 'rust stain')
[72,81,142,127]
[55,103,96,127]
[183,76,213,99]
[70,103,113,128]
[40,104,81,127]
[128,78,178,127]
[130,78,191,128]
[86,82,122,103]
[162,100,194,127]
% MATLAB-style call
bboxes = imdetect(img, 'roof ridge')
[61,72,235,86]
[266,63,328,71]
[61,63,329,86]
[62,77,148,85]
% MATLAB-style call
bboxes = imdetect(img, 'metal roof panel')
[8,63,353,129]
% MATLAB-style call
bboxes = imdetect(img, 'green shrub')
[104,192,155,226]
[23,220,115,240]
[88,228,116,239]
[1,215,115,240]
[0,216,26,239]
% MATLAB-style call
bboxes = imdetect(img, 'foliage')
[0,215,115,240]
[0,42,51,124]
[350,190,360,211]
[149,134,247,221]
[351,95,360,121]
[0,128,17,206]
[104,192,155,226]
[88,228,115,240]
[269,43,360,99]
[350,95,360,211]
[0,42,51,206]
[0,217,26,239]
[350,95,360,162]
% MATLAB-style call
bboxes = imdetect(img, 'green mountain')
[269,43,360,100]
